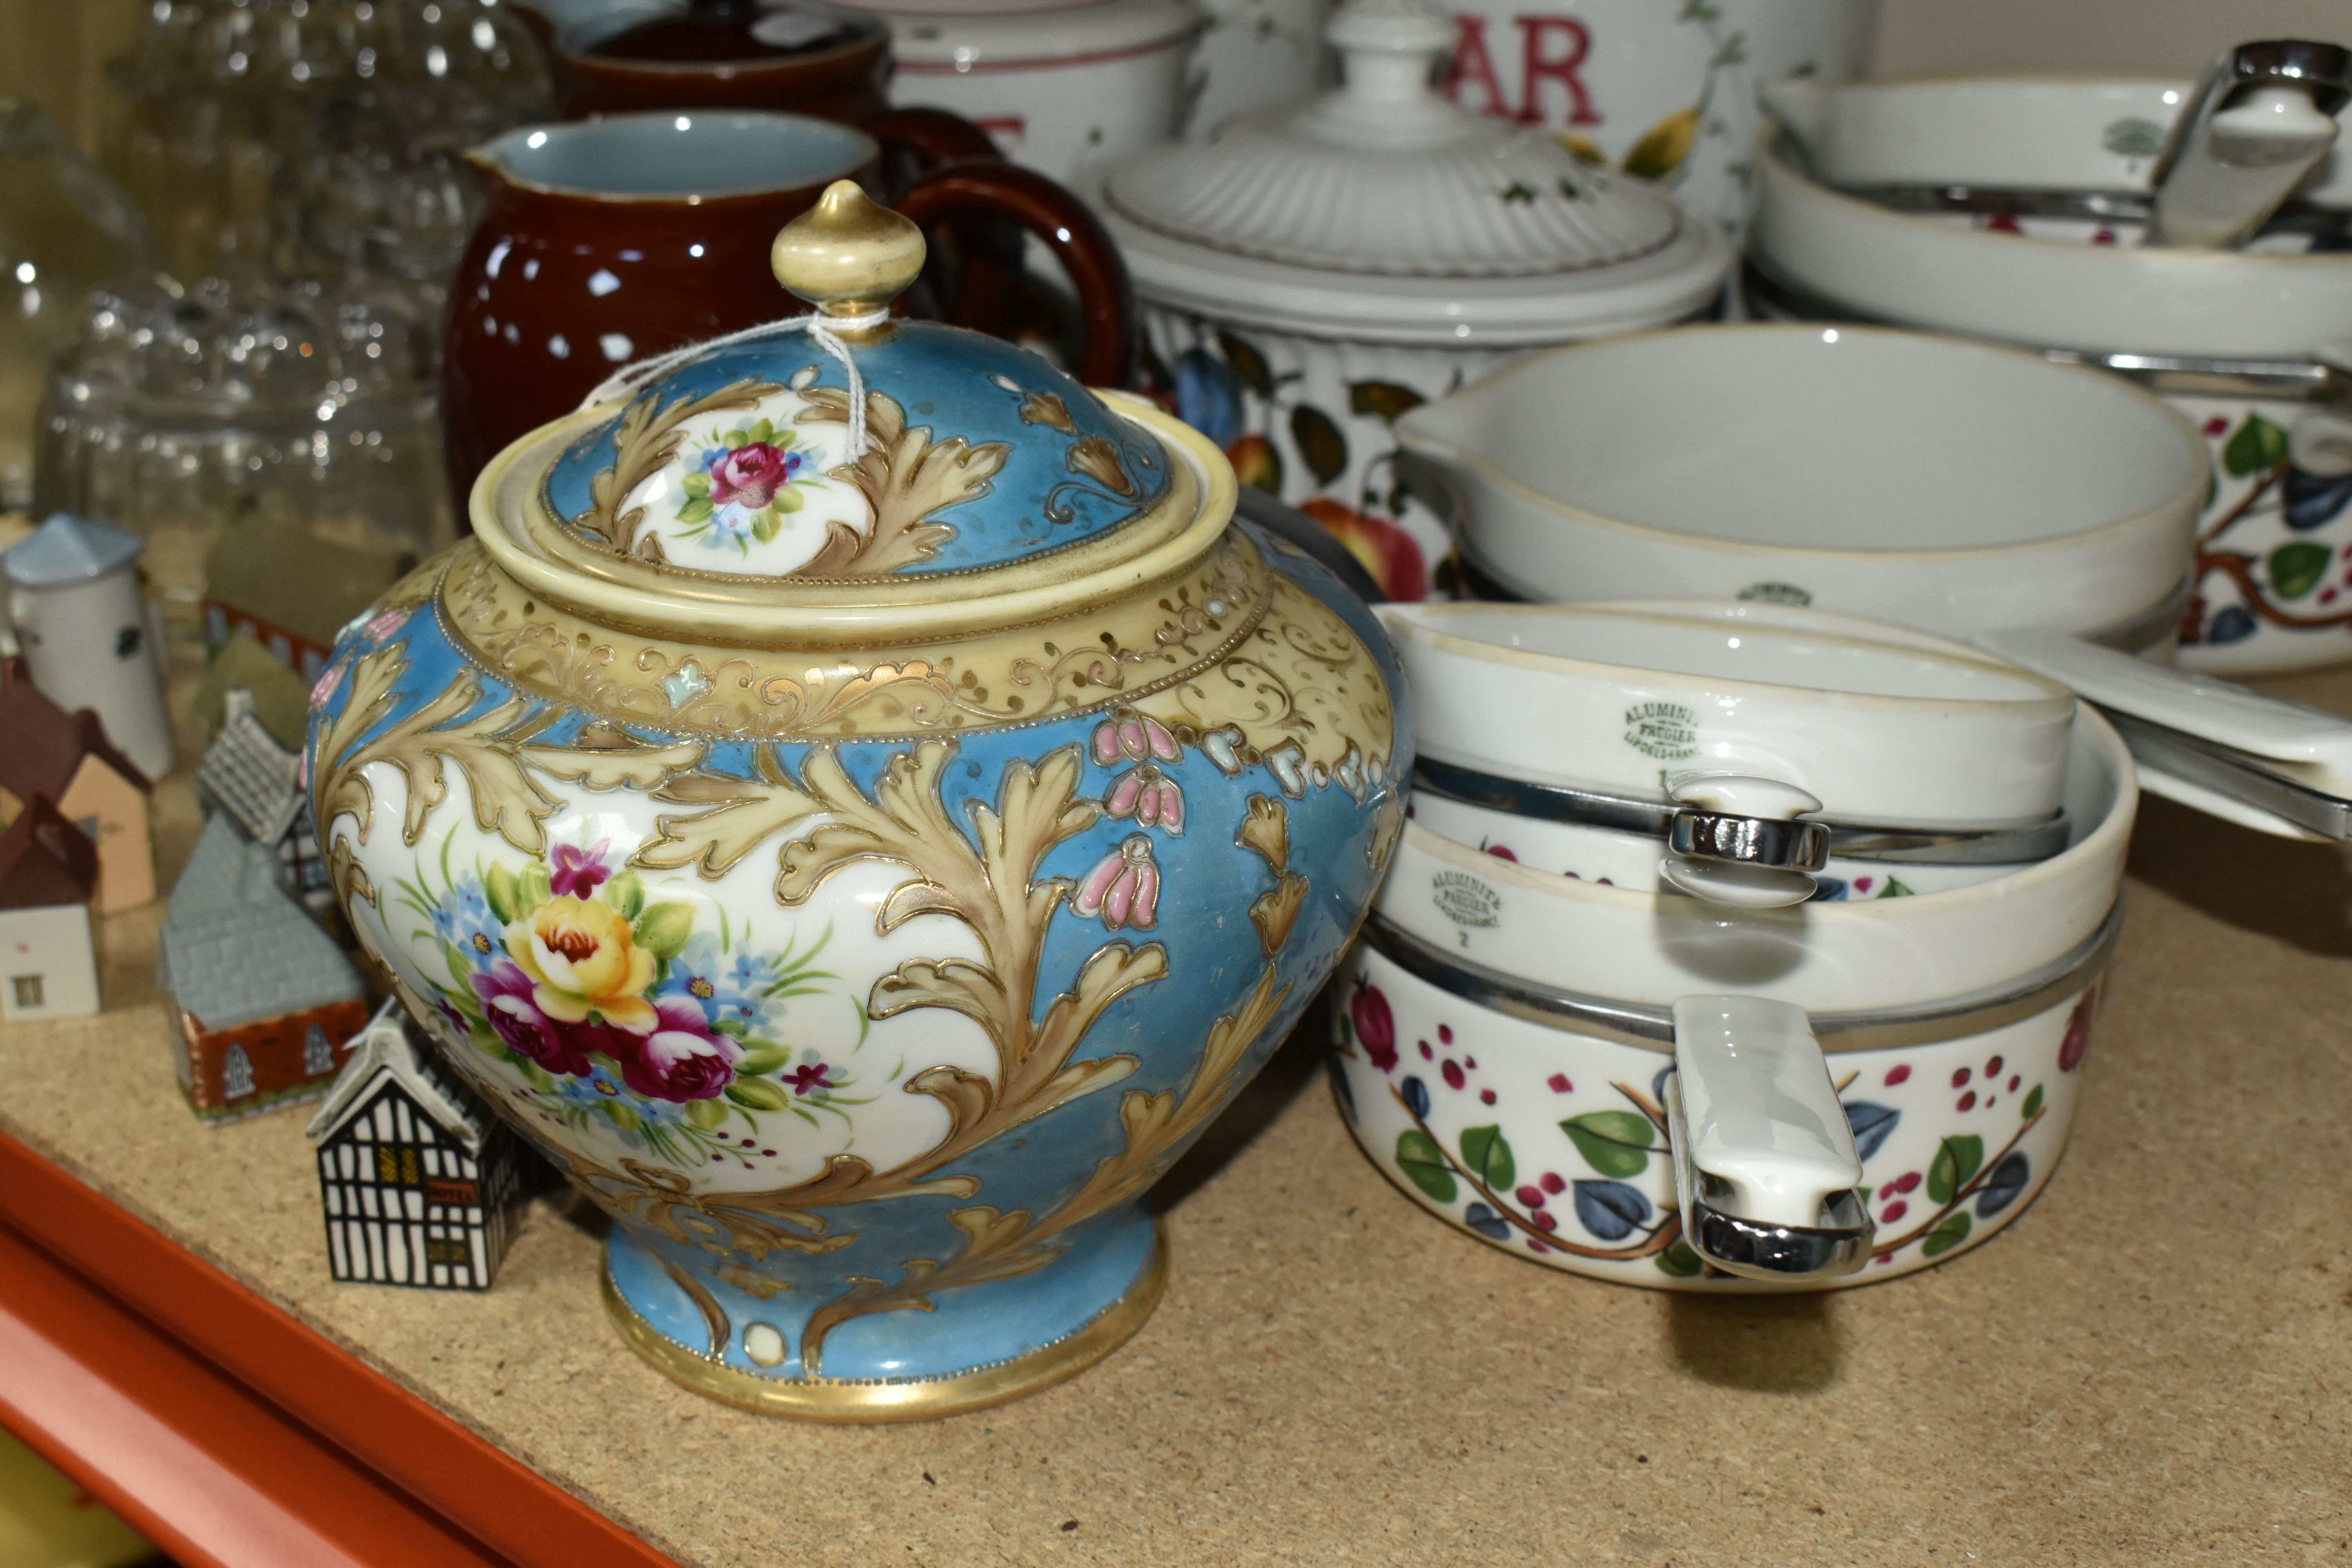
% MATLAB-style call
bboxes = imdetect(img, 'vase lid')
[1103,0,1680,281]
[481,182,1227,643]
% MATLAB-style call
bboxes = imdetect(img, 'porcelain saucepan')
[1379,600,2076,907]
[1399,323,2352,844]
[1334,708,2132,1287]
[1750,62,2352,677]
[1407,791,2014,903]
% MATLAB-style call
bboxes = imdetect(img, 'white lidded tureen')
[1098,0,1731,602]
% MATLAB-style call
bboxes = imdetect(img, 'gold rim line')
[600,1223,1171,1423]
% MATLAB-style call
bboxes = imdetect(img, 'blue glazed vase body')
[309,316,1407,1417]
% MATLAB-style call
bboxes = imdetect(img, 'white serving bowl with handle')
[1397,322,2352,846]
[1381,708,2131,1013]
[1332,906,2110,1289]
[1336,705,2132,1288]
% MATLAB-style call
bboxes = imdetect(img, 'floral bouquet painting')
[678,417,820,554]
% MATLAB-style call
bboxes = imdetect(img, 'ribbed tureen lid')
[530,182,1175,580]
[1103,0,1679,279]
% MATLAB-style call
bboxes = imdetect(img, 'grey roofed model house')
[305,997,492,1152]
[194,687,330,909]
[160,813,361,1031]
[196,688,305,846]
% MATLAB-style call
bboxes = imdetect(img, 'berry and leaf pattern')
[1150,328,1439,601]
[1338,973,2100,1280]
[2180,404,2352,652]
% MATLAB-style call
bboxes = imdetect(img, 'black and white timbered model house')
[305,998,528,1290]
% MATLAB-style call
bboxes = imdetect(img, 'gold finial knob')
[770,179,925,323]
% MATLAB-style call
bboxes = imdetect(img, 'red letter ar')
[1445,13,1512,119]
[1516,15,1598,127]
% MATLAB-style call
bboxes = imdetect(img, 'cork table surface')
[3,662,2350,1568]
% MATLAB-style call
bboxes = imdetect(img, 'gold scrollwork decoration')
[797,961,1291,1374]
[573,379,784,553]
[793,387,1009,577]
[311,643,564,860]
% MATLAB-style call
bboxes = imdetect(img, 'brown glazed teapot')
[442,111,1135,508]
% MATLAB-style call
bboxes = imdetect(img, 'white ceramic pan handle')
[1664,995,1874,1282]
[1976,628,2352,841]
[2147,42,2349,250]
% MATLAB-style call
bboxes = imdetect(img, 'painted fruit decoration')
[1158,337,1435,601]
[307,183,1411,1421]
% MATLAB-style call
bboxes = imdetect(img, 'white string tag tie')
[577,305,893,455]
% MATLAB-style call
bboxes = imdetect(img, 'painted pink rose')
[1071,835,1160,930]
[471,961,601,1078]
[1350,981,1397,1073]
[709,442,792,510]
[616,997,742,1102]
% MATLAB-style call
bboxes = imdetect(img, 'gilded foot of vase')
[601,1204,1169,1423]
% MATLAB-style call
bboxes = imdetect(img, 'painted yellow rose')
[506,895,657,1032]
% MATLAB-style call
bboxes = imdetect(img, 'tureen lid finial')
[770,179,925,326]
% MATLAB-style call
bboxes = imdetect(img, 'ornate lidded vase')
[306,182,1408,1419]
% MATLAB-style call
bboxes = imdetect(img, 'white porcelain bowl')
[1378,707,2134,1012]
[1753,78,2352,361]
[1382,600,2075,829]
[1399,325,2207,645]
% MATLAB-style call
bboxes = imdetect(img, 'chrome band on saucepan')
[1357,898,2123,1055]
[2100,707,2352,839]
[1412,756,2072,870]
[1663,1069,1877,1281]
[1742,257,2351,401]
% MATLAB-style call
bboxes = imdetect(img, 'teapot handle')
[893,162,1139,390]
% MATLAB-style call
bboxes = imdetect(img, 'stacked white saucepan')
[1338,224,2352,1287]
[1336,596,2130,1289]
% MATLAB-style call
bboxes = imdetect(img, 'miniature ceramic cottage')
[160,815,370,1122]
[0,795,101,1022]
[307,184,1408,1419]
[2,512,174,780]
[194,630,315,752]
[198,688,332,915]
[0,655,155,914]
[204,515,424,684]
[307,1000,531,1291]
